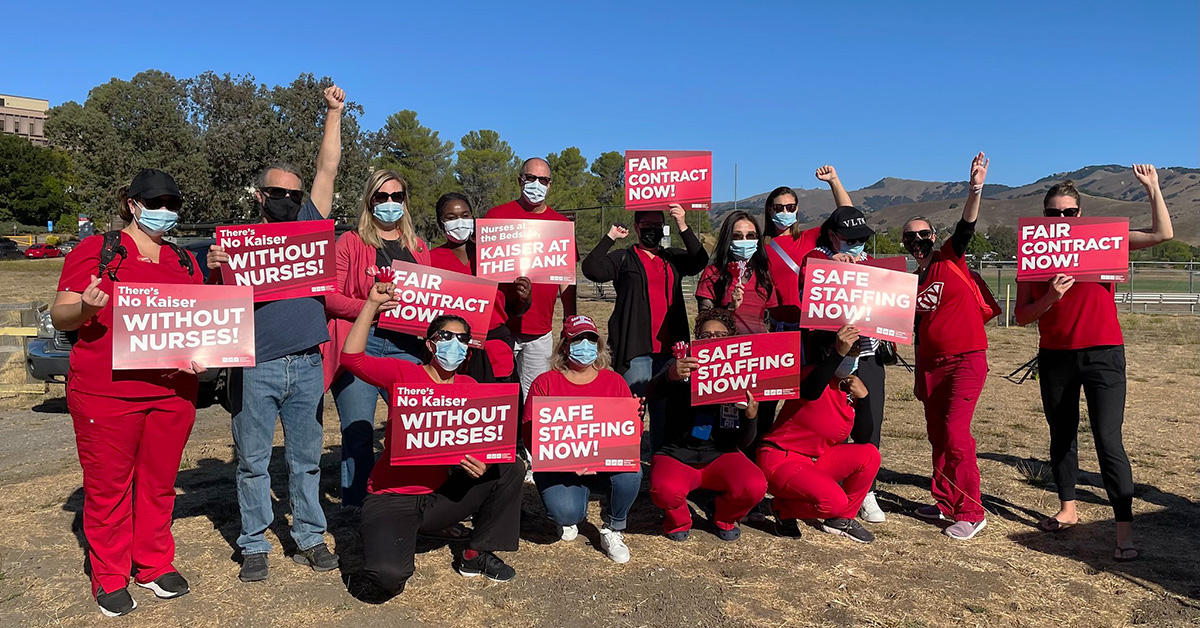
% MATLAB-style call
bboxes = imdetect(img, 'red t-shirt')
[766,234,806,321]
[763,366,855,458]
[635,246,674,353]
[695,264,773,335]
[340,351,478,495]
[915,239,988,364]
[484,201,570,337]
[522,368,634,424]
[57,232,202,399]
[1030,282,1123,350]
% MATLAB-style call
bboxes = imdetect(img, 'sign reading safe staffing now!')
[376,261,498,348]
[474,218,576,285]
[624,150,713,211]
[1016,217,1130,282]
[388,383,518,466]
[800,258,917,345]
[690,332,802,405]
[111,283,256,370]
[216,220,336,302]
[530,396,642,472]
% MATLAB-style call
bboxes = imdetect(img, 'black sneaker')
[821,517,875,543]
[96,587,136,617]
[238,553,269,582]
[773,514,803,539]
[136,571,189,599]
[293,543,339,572]
[454,551,515,582]
[665,530,690,542]
[717,526,742,542]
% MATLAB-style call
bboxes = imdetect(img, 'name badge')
[720,404,739,430]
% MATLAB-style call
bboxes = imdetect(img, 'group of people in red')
[51,83,1174,616]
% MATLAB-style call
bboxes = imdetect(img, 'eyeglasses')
[1044,208,1080,217]
[770,203,798,213]
[431,329,471,344]
[844,237,869,245]
[731,233,757,240]
[372,190,407,205]
[262,187,304,203]
[902,229,934,242]
[636,222,664,228]
[519,173,552,185]
[696,330,732,340]
[141,195,183,212]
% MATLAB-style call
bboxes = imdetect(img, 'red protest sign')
[530,397,641,472]
[216,220,336,302]
[376,261,497,347]
[624,150,713,211]
[861,256,910,272]
[690,332,802,405]
[475,219,576,285]
[388,383,518,466]
[111,283,255,370]
[801,258,917,344]
[1017,217,1129,282]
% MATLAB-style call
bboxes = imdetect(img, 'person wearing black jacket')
[582,203,709,452]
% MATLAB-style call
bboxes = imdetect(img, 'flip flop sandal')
[1037,517,1074,532]
[1114,546,1140,562]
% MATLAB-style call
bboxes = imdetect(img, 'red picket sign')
[388,383,518,466]
[801,258,917,344]
[475,218,576,285]
[1017,217,1130,282]
[624,150,713,211]
[690,332,802,405]
[111,283,255,370]
[530,396,641,472]
[376,261,497,347]
[861,256,910,272]
[216,220,336,302]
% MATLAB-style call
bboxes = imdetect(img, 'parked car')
[0,238,22,260]
[24,243,62,259]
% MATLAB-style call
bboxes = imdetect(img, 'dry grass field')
[0,260,1196,627]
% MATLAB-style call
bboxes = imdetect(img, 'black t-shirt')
[376,237,416,268]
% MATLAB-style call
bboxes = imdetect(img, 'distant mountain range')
[709,165,1200,244]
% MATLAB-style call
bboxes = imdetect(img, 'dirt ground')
[0,262,1197,627]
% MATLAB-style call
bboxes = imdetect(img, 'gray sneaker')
[238,553,269,582]
[944,519,987,540]
[820,517,875,543]
[293,543,339,571]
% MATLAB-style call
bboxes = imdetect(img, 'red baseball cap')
[561,315,599,341]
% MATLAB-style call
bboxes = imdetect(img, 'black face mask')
[905,237,935,259]
[262,196,302,222]
[639,226,664,248]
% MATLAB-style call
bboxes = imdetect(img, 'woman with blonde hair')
[324,169,433,510]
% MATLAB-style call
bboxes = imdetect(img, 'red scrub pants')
[757,444,880,520]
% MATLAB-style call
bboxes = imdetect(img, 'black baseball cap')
[825,205,874,240]
[128,169,182,199]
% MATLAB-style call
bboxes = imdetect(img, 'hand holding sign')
[460,455,488,479]
[1047,273,1075,302]
[836,324,861,356]
[206,244,229,270]
[668,203,687,231]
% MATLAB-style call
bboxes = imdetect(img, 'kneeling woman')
[343,282,524,597]
[758,325,880,543]
[524,316,644,564]
[649,308,768,542]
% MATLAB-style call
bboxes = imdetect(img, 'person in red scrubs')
[51,169,204,617]
[1015,165,1174,562]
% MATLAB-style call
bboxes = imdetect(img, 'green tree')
[0,134,81,227]
[547,147,601,252]
[375,110,454,239]
[871,230,906,255]
[1133,240,1194,262]
[986,224,1017,259]
[454,130,519,213]
[966,232,992,258]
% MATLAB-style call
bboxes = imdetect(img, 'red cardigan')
[322,230,431,390]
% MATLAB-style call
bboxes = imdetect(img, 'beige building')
[0,94,49,146]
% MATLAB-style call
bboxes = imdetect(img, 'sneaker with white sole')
[820,517,875,543]
[599,527,630,563]
[454,551,515,582]
[944,519,987,540]
[135,571,189,599]
[96,587,136,617]
[859,491,886,523]
[558,524,579,542]
[915,504,949,521]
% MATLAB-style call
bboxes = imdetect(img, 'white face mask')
[522,179,548,204]
[443,218,474,243]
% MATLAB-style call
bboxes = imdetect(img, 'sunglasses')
[844,237,869,245]
[372,190,407,205]
[141,196,183,212]
[431,329,471,344]
[770,203,798,213]
[696,330,732,340]
[262,187,304,203]
[731,233,758,240]
[519,173,552,185]
[902,229,934,241]
[1044,208,1080,217]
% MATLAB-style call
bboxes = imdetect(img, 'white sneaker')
[559,524,578,542]
[860,491,886,523]
[599,527,630,563]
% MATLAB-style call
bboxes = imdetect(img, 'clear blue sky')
[8,0,1198,200]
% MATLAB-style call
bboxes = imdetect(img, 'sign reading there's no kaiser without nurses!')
[216,220,337,302]
[389,383,518,466]
[531,397,642,472]
[376,261,497,348]
[624,150,712,211]
[1016,217,1129,282]
[690,332,802,405]
[800,258,918,344]
[474,218,576,285]
[111,283,256,370]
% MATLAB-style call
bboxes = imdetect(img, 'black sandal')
[1036,517,1074,533]
[1114,546,1140,562]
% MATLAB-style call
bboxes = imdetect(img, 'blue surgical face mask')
[522,180,548,205]
[729,239,758,260]
[772,210,797,229]
[434,338,468,371]
[834,355,860,379]
[135,204,178,236]
[568,338,598,366]
[840,241,866,259]
[373,201,405,225]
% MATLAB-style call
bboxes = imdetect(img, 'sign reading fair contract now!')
[376,261,497,348]
[624,150,713,211]
[1017,217,1129,282]
[474,218,576,285]
[530,397,642,472]
[800,259,917,344]
[389,384,518,466]
[216,220,336,302]
[111,283,256,370]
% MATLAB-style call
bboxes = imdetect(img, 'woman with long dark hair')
[696,210,774,334]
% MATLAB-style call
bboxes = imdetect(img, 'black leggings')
[359,461,525,595]
[851,353,886,448]
[1038,346,1133,522]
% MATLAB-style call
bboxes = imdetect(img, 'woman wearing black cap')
[51,169,204,616]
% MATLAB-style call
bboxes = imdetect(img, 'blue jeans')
[624,353,671,455]
[332,327,422,508]
[534,469,643,531]
[231,351,326,555]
